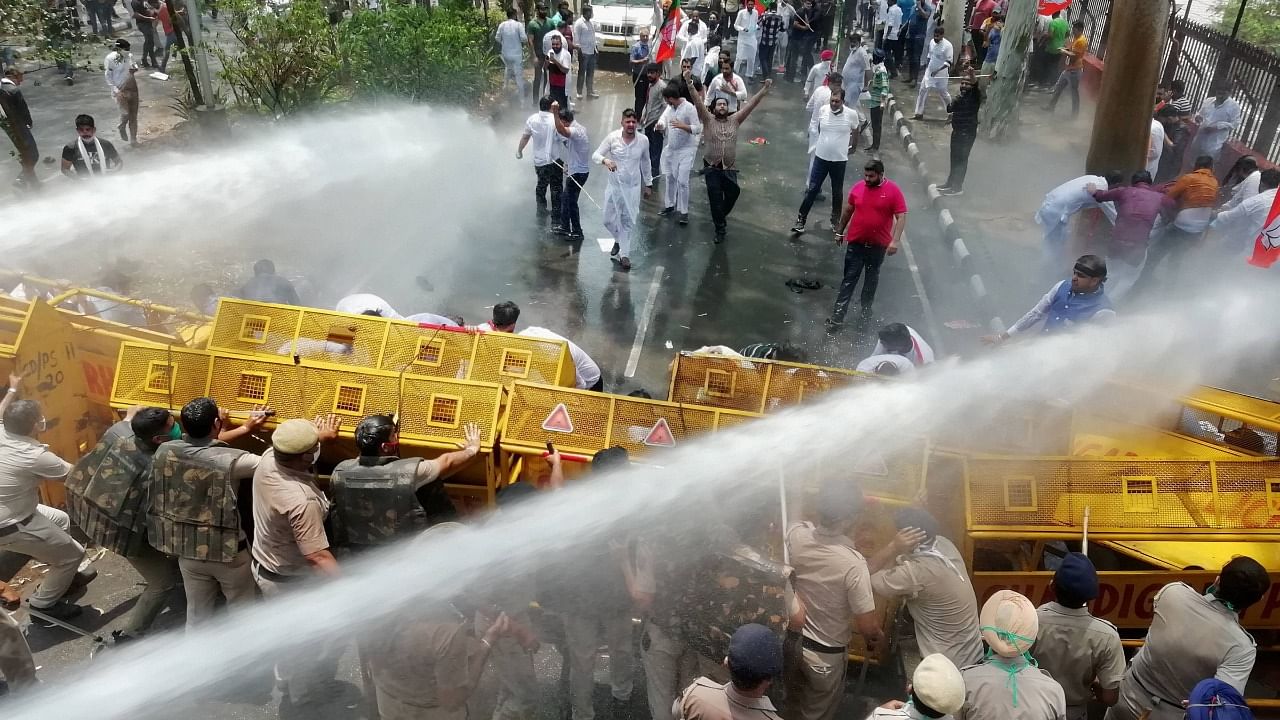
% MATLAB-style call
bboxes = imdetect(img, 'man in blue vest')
[983,255,1115,343]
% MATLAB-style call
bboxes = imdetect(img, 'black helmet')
[354,414,397,455]
[872,48,885,64]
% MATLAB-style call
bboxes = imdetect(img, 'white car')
[590,0,656,53]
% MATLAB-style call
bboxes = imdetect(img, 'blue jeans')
[798,157,846,223]
[560,171,589,234]
[1049,68,1082,116]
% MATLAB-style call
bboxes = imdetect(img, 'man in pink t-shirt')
[827,158,907,329]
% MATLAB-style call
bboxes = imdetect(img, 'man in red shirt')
[827,159,908,330]
[970,0,997,66]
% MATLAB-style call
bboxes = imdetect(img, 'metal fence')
[1068,0,1112,58]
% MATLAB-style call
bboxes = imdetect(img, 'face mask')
[168,423,183,440]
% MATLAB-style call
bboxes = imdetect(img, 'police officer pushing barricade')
[147,398,269,628]
[329,414,481,551]
[868,507,982,673]
[956,590,1067,720]
[1106,556,1271,720]
[65,406,180,641]
[675,623,784,720]
[1031,553,1125,720]
[866,653,967,720]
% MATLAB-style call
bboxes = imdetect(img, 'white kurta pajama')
[657,99,702,214]
[734,7,760,79]
[593,129,654,260]
[915,37,953,116]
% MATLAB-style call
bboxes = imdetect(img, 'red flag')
[1039,0,1072,13]
[753,0,767,15]
[1248,191,1280,268]
[654,0,683,64]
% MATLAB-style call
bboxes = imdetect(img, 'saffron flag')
[1039,0,1072,13]
[1248,190,1280,268]
[654,0,683,64]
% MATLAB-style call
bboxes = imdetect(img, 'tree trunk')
[1085,0,1167,176]
[979,0,1035,140]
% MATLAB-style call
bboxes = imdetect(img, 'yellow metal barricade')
[112,342,507,511]
[667,352,869,413]
[207,299,575,390]
[963,455,1280,538]
[499,381,761,485]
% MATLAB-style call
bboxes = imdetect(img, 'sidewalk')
[885,74,1101,336]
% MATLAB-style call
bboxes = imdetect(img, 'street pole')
[1085,0,1167,176]
[164,0,204,106]
[184,0,216,106]
[979,0,1035,140]
[1230,0,1248,38]
[942,0,964,67]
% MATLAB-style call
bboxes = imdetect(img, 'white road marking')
[625,265,665,378]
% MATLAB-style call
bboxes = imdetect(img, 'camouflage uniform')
[637,530,790,720]
[0,608,35,692]
[330,457,432,550]
[147,437,257,627]
[65,420,178,637]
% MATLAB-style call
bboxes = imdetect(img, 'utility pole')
[1085,0,1167,175]
[184,0,216,106]
[164,0,204,106]
[942,0,964,67]
[979,0,1035,139]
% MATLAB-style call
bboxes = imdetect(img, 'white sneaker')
[575,93,583,99]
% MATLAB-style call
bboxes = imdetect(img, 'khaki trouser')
[561,611,636,720]
[252,562,343,705]
[641,622,726,720]
[1105,674,1184,720]
[0,608,36,691]
[121,543,179,636]
[0,504,85,608]
[476,610,538,720]
[782,634,848,720]
[374,687,466,720]
[180,548,256,629]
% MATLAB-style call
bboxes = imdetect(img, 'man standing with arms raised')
[594,109,654,271]
[696,79,772,242]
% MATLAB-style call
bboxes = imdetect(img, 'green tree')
[1213,0,1280,46]
[212,0,343,116]
[0,0,88,66]
[339,1,499,106]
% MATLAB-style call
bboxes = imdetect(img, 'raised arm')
[734,78,772,123]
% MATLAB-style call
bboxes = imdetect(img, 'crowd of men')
[0,371,1271,720]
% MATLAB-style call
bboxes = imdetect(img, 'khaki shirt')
[676,677,782,720]
[250,449,331,577]
[1126,583,1256,703]
[957,660,1067,720]
[1032,602,1125,718]
[368,605,477,713]
[786,522,875,648]
[870,536,982,668]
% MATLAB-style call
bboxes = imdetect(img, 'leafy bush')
[339,2,499,106]
[212,0,343,116]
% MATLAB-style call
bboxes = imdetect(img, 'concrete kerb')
[885,92,1004,333]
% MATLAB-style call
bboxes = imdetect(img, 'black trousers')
[560,171,589,233]
[704,165,741,232]
[832,241,888,320]
[945,130,977,189]
[799,157,845,223]
[644,123,664,178]
[869,105,884,150]
[759,43,778,79]
[549,82,568,109]
[535,162,563,212]
[785,34,815,81]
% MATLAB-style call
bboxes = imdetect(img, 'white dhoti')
[603,174,642,259]
[663,146,696,213]
[915,75,951,116]
[736,39,758,78]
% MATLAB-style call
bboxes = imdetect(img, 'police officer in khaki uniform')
[147,397,268,628]
[868,508,982,672]
[676,623,783,720]
[65,406,179,640]
[329,414,480,552]
[956,590,1066,720]
[1031,553,1125,720]
[784,478,883,720]
[865,653,966,720]
[1106,556,1271,720]
[0,608,36,694]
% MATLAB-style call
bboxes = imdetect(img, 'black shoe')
[678,213,689,225]
[911,113,924,120]
[824,317,843,333]
[790,217,806,234]
[27,599,84,624]
[118,125,128,140]
[714,228,726,243]
[567,230,584,240]
[610,242,620,257]
[65,76,74,85]
[939,187,963,196]
[658,206,675,217]
[70,567,97,589]
[110,629,140,645]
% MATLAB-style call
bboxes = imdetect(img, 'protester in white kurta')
[593,113,654,269]
[1223,168,1261,211]
[1146,118,1165,179]
[734,3,760,79]
[657,91,703,219]
[1210,172,1280,260]
[494,12,527,97]
[1035,174,1118,273]
[913,30,952,118]
[1192,89,1242,162]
